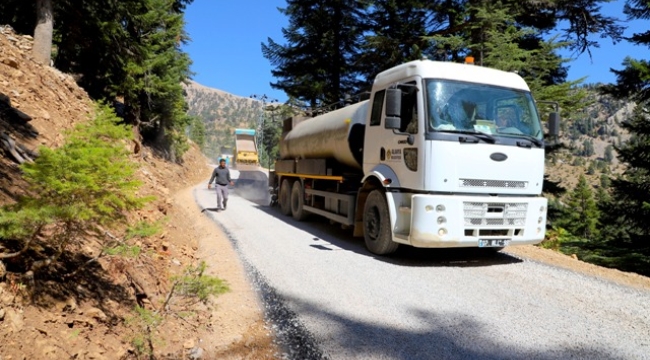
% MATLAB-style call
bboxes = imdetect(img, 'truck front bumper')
[403,194,548,248]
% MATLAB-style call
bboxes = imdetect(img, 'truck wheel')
[279,179,292,216]
[291,180,309,221]
[363,190,399,255]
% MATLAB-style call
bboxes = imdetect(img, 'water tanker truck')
[270,59,560,255]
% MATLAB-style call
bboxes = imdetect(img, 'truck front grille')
[463,202,528,227]
[459,178,528,189]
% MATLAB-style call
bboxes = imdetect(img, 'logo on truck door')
[385,148,402,161]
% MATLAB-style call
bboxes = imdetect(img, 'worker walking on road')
[208,159,234,211]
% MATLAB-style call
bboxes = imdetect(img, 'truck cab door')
[363,80,424,191]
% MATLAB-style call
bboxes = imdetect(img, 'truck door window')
[370,90,385,126]
[399,82,418,134]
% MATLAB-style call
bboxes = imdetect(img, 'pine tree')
[0,0,195,160]
[608,107,650,242]
[262,0,364,107]
[120,0,193,160]
[599,1,650,245]
[600,174,611,189]
[354,0,430,90]
[426,2,587,117]
[565,174,600,240]
[601,1,650,103]
[604,144,614,163]
[0,104,151,269]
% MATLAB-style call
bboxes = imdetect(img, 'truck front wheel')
[279,179,292,216]
[291,181,309,221]
[363,190,399,255]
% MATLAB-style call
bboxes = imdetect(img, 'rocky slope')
[0,25,276,359]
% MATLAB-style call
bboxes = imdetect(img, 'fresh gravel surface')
[195,177,650,360]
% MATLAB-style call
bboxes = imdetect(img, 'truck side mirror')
[385,116,400,129]
[385,88,401,129]
[547,112,560,137]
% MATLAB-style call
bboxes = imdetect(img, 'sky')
[181,0,646,103]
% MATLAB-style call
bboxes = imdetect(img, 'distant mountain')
[183,80,263,158]
[545,86,634,191]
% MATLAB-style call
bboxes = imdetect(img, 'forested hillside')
[183,81,263,159]
[258,0,650,275]
[546,87,634,189]
[0,0,197,162]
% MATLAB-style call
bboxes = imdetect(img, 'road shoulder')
[173,184,278,359]
[505,245,650,292]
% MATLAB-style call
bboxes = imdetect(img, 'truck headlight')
[540,206,545,212]
[436,205,445,212]
[538,216,543,224]
[437,216,446,225]
[438,228,447,236]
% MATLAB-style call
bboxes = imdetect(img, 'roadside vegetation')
[0,103,229,357]
[256,0,650,276]
[0,104,150,272]
[0,0,202,162]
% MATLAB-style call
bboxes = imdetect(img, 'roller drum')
[280,100,368,169]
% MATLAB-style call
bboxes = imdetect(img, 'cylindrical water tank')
[280,100,369,169]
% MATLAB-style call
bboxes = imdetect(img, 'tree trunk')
[33,0,53,66]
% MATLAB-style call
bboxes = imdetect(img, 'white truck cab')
[361,60,557,252]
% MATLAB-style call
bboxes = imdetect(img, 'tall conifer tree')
[600,0,650,244]
[262,0,364,107]
[566,175,600,240]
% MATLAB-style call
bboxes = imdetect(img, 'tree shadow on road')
[251,203,522,268]
[269,293,627,360]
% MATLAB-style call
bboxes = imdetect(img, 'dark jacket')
[209,166,231,185]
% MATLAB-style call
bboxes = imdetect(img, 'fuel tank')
[280,100,368,169]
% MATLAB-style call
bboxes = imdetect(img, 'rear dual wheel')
[279,178,309,221]
[291,181,309,221]
[279,179,292,216]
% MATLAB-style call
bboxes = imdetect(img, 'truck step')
[398,206,412,214]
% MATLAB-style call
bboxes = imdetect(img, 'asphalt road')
[195,174,650,360]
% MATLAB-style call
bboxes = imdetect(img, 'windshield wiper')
[450,130,496,144]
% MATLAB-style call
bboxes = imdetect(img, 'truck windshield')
[426,79,543,140]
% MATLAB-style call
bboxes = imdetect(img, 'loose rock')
[2,57,19,69]
[85,307,107,321]
[188,346,204,360]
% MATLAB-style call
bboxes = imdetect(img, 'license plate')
[478,239,510,247]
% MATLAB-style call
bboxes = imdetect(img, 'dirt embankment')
[0,25,276,359]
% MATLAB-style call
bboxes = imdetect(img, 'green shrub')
[0,103,152,269]
[170,261,229,305]
[104,244,142,258]
[126,306,164,356]
[539,226,577,251]
[125,219,164,240]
